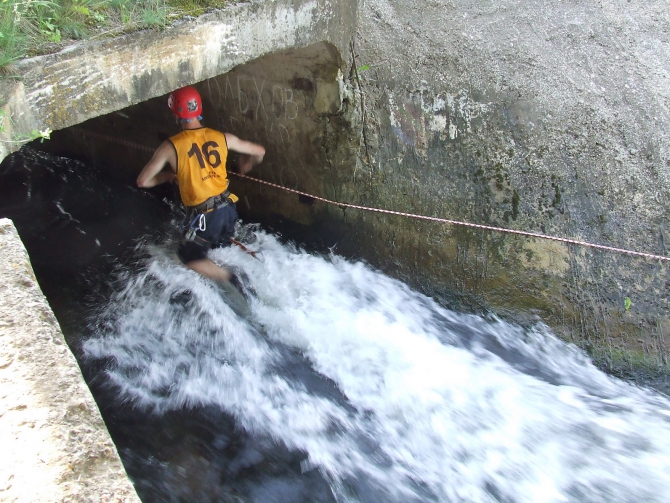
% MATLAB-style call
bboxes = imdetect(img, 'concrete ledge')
[0,219,140,503]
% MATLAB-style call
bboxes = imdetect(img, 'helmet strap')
[175,115,202,125]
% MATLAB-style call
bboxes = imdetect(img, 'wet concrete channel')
[1,0,670,500]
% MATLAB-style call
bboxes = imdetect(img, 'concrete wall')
[342,0,670,367]
[0,219,140,503]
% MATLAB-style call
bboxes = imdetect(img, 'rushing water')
[82,230,670,503]
[3,147,670,502]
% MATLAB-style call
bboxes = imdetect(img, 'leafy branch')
[0,110,51,143]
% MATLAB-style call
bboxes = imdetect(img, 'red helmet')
[168,86,202,119]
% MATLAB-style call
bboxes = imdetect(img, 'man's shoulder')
[205,128,229,145]
[168,129,188,142]
[188,127,227,137]
[205,127,227,136]
[169,128,228,145]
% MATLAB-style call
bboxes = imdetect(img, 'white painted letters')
[218,74,301,145]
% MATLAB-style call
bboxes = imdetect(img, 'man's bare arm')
[137,141,177,188]
[225,133,265,174]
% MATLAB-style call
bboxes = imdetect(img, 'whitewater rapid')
[84,226,670,503]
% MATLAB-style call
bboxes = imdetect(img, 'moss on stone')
[166,0,230,15]
[552,182,561,207]
[512,189,520,220]
[588,346,670,385]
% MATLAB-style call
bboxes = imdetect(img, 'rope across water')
[229,172,670,262]
[76,129,670,262]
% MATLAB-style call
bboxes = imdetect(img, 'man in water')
[137,85,265,283]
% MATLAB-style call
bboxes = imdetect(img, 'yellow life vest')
[169,128,237,207]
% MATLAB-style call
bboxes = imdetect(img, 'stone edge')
[0,218,140,503]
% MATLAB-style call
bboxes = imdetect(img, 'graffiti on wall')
[389,89,491,156]
[206,74,302,147]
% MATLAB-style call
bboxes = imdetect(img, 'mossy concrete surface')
[0,219,140,503]
[342,0,670,371]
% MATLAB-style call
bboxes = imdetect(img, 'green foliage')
[17,126,51,142]
[0,108,52,143]
[0,0,24,67]
[140,0,169,27]
[0,0,228,71]
[624,297,632,311]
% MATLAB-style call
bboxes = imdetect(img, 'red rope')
[230,172,670,262]
[76,129,670,262]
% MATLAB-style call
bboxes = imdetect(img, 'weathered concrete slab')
[0,219,140,503]
[0,0,357,161]
[348,0,670,364]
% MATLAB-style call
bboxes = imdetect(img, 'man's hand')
[153,170,177,185]
[237,154,254,175]
[225,133,265,173]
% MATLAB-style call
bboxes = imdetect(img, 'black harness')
[182,191,233,244]
[186,190,233,216]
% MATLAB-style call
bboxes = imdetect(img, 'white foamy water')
[84,227,670,503]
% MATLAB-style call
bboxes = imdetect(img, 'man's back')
[169,128,230,207]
